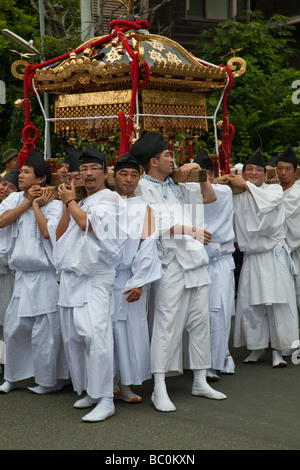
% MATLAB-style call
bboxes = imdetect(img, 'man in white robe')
[55,146,126,422]
[111,153,162,403]
[0,151,69,393]
[130,132,227,413]
[0,170,20,373]
[188,152,236,380]
[225,148,299,367]
[275,145,300,355]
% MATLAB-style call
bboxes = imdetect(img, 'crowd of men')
[0,132,299,422]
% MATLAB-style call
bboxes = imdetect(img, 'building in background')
[90,1,300,67]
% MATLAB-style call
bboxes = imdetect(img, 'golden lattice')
[141,90,207,134]
[54,90,132,140]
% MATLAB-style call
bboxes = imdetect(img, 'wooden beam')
[49,168,207,200]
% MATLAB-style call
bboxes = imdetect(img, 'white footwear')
[244,349,265,363]
[151,374,176,412]
[28,382,64,394]
[81,398,115,422]
[272,350,287,368]
[74,395,99,409]
[115,385,143,403]
[220,355,235,374]
[151,391,176,412]
[0,380,17,393]
[192,370,227,400]
[206,368,220,381]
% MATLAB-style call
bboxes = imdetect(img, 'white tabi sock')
[243,349,265,363]
[220,355,235,374]
[272,350,287,368]
[116,384,143,403]
[206,368,220,381]
[0,380,17,393]
[192,370,227,400]
[28,381,64,394]
[81,397,115,422]
[151,373,176,412]
[74,394,99,409]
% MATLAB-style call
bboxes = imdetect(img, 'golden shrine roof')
[33,32,228,94]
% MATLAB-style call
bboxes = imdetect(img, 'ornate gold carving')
[141,90,207,134]
[149,50,165,62]
[54,90,132,140]
[11,60,29,80]
[114,0,137,14]
[227,57,246,77]
[150,39,165,52]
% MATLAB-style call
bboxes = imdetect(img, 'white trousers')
[151,258,211,374]
[0,271,14,327]
[60,283,114,399]
[207,256,235,370]
[4,297,68,385]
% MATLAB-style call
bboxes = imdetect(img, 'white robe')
[54,189,127,399]
[0,192,69,385]
[233,182,299,351]
[111,197,163,385]
[203,184,235,370]
[282,183,300,318]
[135,178,211,374]
[0,225,14,364]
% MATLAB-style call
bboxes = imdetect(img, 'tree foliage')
[195,10,300,164]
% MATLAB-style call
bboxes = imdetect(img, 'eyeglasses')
[79,166,103,174]
[244,166,265,173]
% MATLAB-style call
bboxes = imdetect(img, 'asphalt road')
[0,322,300,452]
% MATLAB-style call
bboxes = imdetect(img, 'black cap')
[243,148,266,171]
[67,148,82,173]
[23,150,52,185]
[129,132,168,168]
[193,150,214,171]
[114,153,140,174]
[78,145,106,167]
[276,145,298,169]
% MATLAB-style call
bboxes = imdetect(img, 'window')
[186,0,249,21]
[186,0,229,21]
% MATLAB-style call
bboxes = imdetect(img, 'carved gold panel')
[141,90,207,134]
[54,89,132,139]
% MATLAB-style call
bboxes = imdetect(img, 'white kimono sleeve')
[123,234,163,292]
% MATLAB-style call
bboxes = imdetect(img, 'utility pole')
[81,0,95,43]
[38,0,52,159]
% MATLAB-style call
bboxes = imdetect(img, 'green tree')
[0,0,39,158]
[0,0,81,170]
[195,10,300,164]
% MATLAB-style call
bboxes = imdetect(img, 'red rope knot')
[18,124,40,169]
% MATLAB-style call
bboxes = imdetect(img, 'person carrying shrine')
[275,145,300,343]
[0,151,69,394]
[130,132,227,413]
[188,151,236,380]
[54,145,127,422]
[224,148,299,367]
[111,153,162,403]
